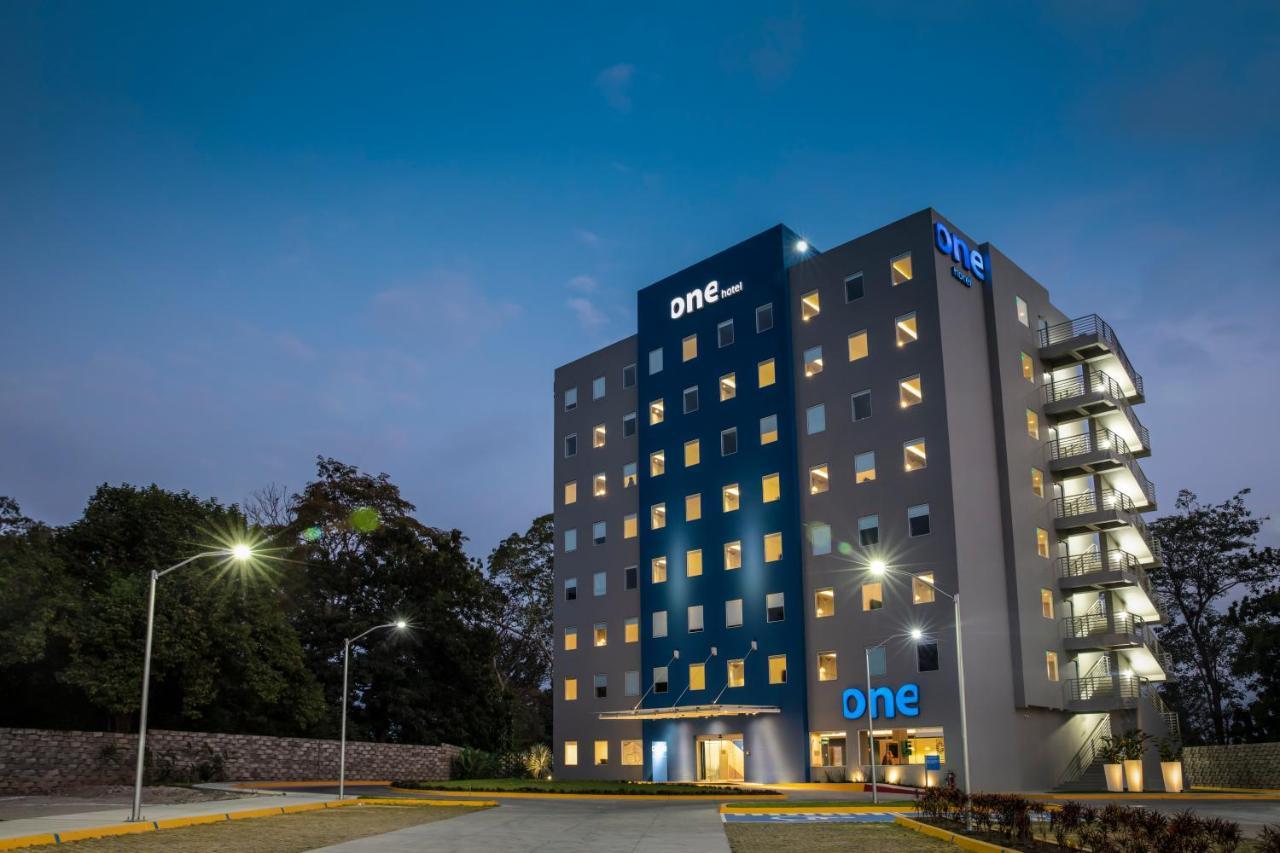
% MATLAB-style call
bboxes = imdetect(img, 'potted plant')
[1119,729,1149,792]
[1156,736,1183,793]
[1099,735,1125,793]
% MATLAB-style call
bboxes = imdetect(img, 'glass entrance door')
[697,735,745,782]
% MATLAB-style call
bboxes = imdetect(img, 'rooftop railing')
[1039,314,1144,398]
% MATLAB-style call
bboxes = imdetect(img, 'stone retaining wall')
[0,727,460,794]
[1183,742,1280,789]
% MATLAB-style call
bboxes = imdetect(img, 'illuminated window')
[650,398,664,425]
[623,363,636,388]
[684,439,700,467]
[818,652,838,682]
[688,604,704,633]
[593,622,607,647]
[682,333,697,362]
[913,573,935,605]
[900,375,923,408]
[724,540,742,570]
[804,345,824,377]
[862,582,883,611]
[683,386,699,414]
[622,740,642,766]
[651,556,667,583]
[565,529,577,552]
[855,451,876,484]
[904,438,927,471]
[800,289,820,321]
[728,659,745,688]
[1021,352,1034,382]
[564,481,577,505]
[858,514,879,546]
[844,273,864,302]
[564,434,577,457]
[649,347,663,374]
[623,412,636,437]
[766,592,785,622]
[593,376,605,400]
[762,472,780,503]
[594,674,608,699]
[623,513,637,539]
[721,427,737,457]
[908,503,931,536]
[625,670,639,696]
[1046,651,1059,681]
[564,741,578,766]
[756,303,774,332]
[592,424,605,448]
[1026,409,1039,439]
[758,358,776,388]
[848,330,869,362]
[1041,589,1054,619]
[768,654,787,684]
[653,611,668,639]
[725,598,743,628]
[686,548,703,577]
[594,739,608,765]
[685,493,701,521]
[564,387,577,411]
[917,642,939,672]
[717,319,734,348]
[592,521,606,545]
[623,462,637,488]
[809,464,829,495]
[564,627,578,650]
[654,665,669,693]
[807,403,826,434]
[810,523,831,555]
[891,252,913,285]
[593,472,607,498]
[651,503,666,530]
[722,483,740,512]
[760,414,778,444]
[564,677,577,701]
[720,372,736,401]
[650,450,665,477]
[815,588,835,618]
[764,532,783,562]
[1016,296,1029,327]
[852,389,872,421]
[1031,467,1044,497]
[896,312,918,347]
[689,663,705,691]
[1036,527,1050,558]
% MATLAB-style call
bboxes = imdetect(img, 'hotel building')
[551,209,1173,791]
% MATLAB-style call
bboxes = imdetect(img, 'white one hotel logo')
[670,280,743,320]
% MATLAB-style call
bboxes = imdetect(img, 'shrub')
[1052,800,1084,848]
[521,744,552,780]
[1258,826,1280,853]
[1155,735,1183,763]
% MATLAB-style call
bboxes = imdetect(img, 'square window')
[594,739,608,765]
[564,676,577,701]
[689,663,706,691]
[622,739,642,765]
[718,319,734,348]
[862,582,883,611]
[1031,467,1044,497]
[806,403,826,434]
[592,424,606,448]
[651,556,667,583]
[1016,296,1029,327]
[800,289,820,321]
[564,480,577,505]
[848,330,869,362]
[764,532,783,562]
[758,358,776,388]
[900,375,923,408]
[908,503,931,537]
[720,372,736,402]
[688,604,704,633]
[565,529,578,552]
[855,451,876,484]
[683,385,699,414]
[651,503,666,530]
[1046,651,1060,681]
[809,464,829,495]
[724,540,742,570]
[564,627,578,650]
[592,376,606,400]
[760,414,779,444]
[725,598,743,628]
[756,303,774,332]
[624,513,637,539]
[564,434,578,457]
[625,565,638,589]
[722,483,740,512]
[565,577,577,600]
[810,523,832,556]
[804,345,824,377]
[682,333,697,362]
[650,449,665,477]
[564,387,578,411]
[686,548,702,577]
[815,588,835,618]
[1041,589,1054,619]
[913,572,935,604]
[1021,352,1034,382]
[896,312,918,347]
[649,347,664,374]
[762,473,780,503]
[684,438,700,467]
[818,652,838,682]
[650,399,664,425]
[858,514,879,546]
[906,438,926,471]
[917,641,940,672]
[594,674,607,699]
[593,472,607,498]
[727,659,745,688]
[593,622,607,646]
[1026,409,1039,439]
[623,462,637,488]
[844,273,864,302]
[652,611,668,639]
[852,389,872,421]
[654,665,669,692]
[623,412,637,437]
[625,670,640,696]
[1036,527,1050,558]
[721,427,738,457]
[564,741,578,766]
[623,363,636,388]
[592,521,606,545]
[685,493,701,521]
[891,252,913,285]
[768,654,787,685]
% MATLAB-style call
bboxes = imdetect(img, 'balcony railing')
[1055,487,1138,520]
[1039,314,1144,398]
[1057,549,1158,601]
[1048,429,1157,506]
[1064,610,1145,640]
[1044,371,1150,452]
[1065,673,1142,705]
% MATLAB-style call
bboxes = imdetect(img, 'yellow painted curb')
[281,802,330,814]
[894,815,1020,853]
[0,836,58,852]
[55,823,156,843]
[153,813,229,830]
[721,802,916,814]
[359,797,497,807]
[324,799,363,809]
[228,805,290,820]
[388,785,784,801]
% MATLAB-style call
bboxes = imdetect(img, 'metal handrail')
[1064,611,1145,639]
[1065,673,1142,704]
[1039,315,1144,397]
[1049,433,1157,506]
[1057,713,1113,786]
[1056,550,1157,603]
[1054,488,1138,519]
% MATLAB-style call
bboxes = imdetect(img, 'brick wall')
[0,727,461,794]
[1183,742,1280,789]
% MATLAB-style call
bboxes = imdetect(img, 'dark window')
[917,641,940,672]
[564,434,577,457]
[909,504,931,537]
[851,390,872,422]
[594,674,608,699]
[654,669,669,694]
[625,566,638,590]
[683,386,699,414]
[565,580,577,601]
[721,427,738,457]
[623,363,637,388]
[767,592,785,623]
[756,303,774,333]
[718,319,735,348]
[859,518,879,546]
[844,273,864,302]
[623,413,637,437]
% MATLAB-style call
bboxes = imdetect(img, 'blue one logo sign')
[934,223,986,286]
[840,683,921,720]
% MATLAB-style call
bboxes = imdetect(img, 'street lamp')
[339,621,409,800]
[130,545,255,822]
[865,637,890,804]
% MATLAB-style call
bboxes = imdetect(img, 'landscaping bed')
[394,778,778,796]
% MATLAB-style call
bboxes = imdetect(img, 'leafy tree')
[1150,489,1279,744]
[1233,586,1280,740]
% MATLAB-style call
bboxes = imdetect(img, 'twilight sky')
[2,2,1278,557]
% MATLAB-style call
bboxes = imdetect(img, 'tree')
[1233,586,1280,741]
[1150,489,1279,744]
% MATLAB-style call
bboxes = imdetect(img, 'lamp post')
[865,638,890,804]
[130,545,254,822]
[339,621,408,800]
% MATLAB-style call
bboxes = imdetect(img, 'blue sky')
[2,1,1278,555]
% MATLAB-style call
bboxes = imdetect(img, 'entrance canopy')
[598,704,780,721]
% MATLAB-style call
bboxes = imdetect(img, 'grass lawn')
[396,778,777,796]
[725,822,953,852]
[46,805,479,851]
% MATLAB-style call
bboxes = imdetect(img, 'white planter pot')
[1160,761,1184,793]
[1104,763,1125,792]
[1123,759,1144,793]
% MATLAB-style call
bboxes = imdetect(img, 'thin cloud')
[595,63,636,113]
[567,274,598,293]
[567,297,608,332]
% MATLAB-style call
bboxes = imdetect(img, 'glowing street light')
[339,620,410,800]
[131,545,255,822]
